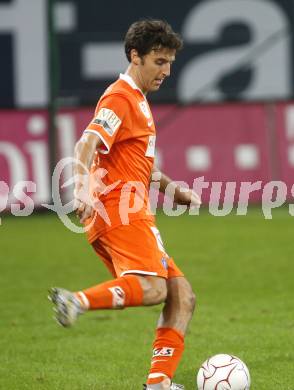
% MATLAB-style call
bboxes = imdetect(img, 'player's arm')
[73,132,103,222]
[74,96,126,222]
[151,165,201,207]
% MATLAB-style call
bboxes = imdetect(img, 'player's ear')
[131,49,141,65]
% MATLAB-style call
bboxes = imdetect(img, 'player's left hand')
[174,188,202,208]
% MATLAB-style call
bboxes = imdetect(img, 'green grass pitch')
[1,208,293,389]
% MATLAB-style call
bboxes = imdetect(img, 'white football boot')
[48,287,85,327]
[170,384,184,390]
[143,382,185,390]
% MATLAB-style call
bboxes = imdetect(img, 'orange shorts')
[91,219,183,279]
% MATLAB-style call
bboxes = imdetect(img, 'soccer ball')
[196,354,250,390]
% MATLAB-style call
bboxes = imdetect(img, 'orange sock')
[76,275,143,310]
[147,327,185,385]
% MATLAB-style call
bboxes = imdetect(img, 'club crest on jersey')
[161,257,168,270]
[139,101,151,119]
[153,347,175,357]
[145,135,156,158]
[93,108,121,136]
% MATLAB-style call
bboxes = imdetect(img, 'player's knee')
[153,280,168,304]
[139,276,167,305]
[149,277,167,304]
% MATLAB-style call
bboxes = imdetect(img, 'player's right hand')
[73,187,94,223]
[75,201,94,223]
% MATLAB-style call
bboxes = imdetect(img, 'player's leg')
[48,221,171,326]
[146,276,196,389]
[157,276,196,334]
[76,274,167,311]
[71,221,169,310]
[49,274,167,327]
[50,237,167,323]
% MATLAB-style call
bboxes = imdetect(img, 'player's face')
[136,48,176,93]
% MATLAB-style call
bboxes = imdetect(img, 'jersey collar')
[119,73,145,96]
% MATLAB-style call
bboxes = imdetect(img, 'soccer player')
[49,19,201,390]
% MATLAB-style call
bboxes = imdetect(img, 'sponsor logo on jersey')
[108,286,125,308]
[93,108,121,136]
[153,347,175,357]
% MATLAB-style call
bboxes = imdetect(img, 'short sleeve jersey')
[84,74,156,241]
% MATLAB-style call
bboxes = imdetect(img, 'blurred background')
[1,0,294,208]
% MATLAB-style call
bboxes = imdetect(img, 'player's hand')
[174,188,202,208]
[75,200,94,223]
[73,186,94,223]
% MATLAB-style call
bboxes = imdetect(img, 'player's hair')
[124,19,183,62]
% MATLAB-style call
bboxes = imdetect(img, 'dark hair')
[124,19,183,62]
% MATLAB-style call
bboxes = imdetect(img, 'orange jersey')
[84,74,156,242]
